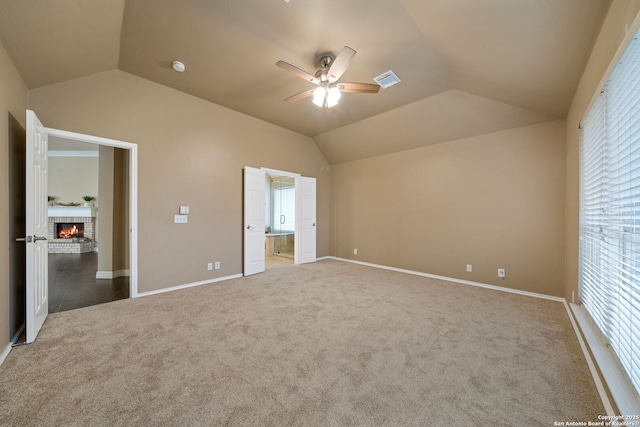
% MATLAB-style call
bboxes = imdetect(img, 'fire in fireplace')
[56,223,85,239]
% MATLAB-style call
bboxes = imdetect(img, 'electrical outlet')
[215,261,220,270]
[207,263,213,271]
[466,264,472,272]
[354,248,358,255]
[498,268,505,278]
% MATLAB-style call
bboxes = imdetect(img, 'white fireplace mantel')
[48,206,96,218]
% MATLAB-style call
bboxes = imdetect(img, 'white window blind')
[580,31,640,397]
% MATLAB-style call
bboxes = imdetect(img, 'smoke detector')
[373,70,401,89]
[172,61,186,73]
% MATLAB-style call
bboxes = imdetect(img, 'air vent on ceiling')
[373,70,401,89]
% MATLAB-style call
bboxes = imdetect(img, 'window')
[579,29,640,399]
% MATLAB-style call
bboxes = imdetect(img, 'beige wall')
[113,148,129,272]
[97,146,114,273]
[331,121,566,296]
[0,41,28,349]
[48,155,99,205]
[97,146,129,275]
[564,1,640,302]
[28,70,330,293]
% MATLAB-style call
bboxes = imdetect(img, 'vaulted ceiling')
[0,0,610,164]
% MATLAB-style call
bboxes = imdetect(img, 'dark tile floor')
[49,252,129,313]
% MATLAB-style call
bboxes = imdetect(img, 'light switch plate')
[179,206,189,215]
[174,215,188,224]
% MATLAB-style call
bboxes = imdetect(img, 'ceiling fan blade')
[327,46,356,83]
[336,82,380,93]
[276,60,320,85]
[284,89,315,103]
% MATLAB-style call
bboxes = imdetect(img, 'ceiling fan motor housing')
[319,55,333,69]
[315,55,334,82]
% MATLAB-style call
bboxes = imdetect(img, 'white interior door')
[25,110,48,343]
[244,166,266,276]
[295,176,316,264]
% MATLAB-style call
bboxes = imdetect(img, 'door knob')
[15,236,47,242]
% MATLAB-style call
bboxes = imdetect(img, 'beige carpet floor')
[0,259,603,426]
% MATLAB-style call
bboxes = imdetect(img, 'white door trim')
[42,126,139,298]
[260,168,300,178]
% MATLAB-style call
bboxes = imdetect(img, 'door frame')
[243,166,317,275]
[42,126,139,297]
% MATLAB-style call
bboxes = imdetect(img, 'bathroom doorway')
[265,174,295,269]
[243,166,316,276]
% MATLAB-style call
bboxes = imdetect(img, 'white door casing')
[295,176,316,264]
[25,110,48,343]
[244,167,266,276]
[41,126,138,297]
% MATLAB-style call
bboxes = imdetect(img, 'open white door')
[244,166,266,276]
[295,176,316,264]
[25,110,48,343]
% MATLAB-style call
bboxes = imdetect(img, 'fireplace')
[48,207,96,253]
[56,223,85,239]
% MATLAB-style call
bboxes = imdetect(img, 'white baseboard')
[325,256,565,302]
[136,273,243,298]
[0,342,12,367]
[96,269,130,279]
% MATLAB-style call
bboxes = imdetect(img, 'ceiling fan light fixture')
[327,87,341,108]
[312,87,326,107]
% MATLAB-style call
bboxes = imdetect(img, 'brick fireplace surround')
[47,206,96,254]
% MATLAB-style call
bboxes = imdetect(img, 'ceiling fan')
[276,46,380,108]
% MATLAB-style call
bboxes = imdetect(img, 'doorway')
[20,110,138,343]
[243,166,316,276]
[47,138,130,312]
[265,174,296,269]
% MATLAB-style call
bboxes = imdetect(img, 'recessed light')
[172,61,185,73]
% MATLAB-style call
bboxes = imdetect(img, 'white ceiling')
[0,0,610,163]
